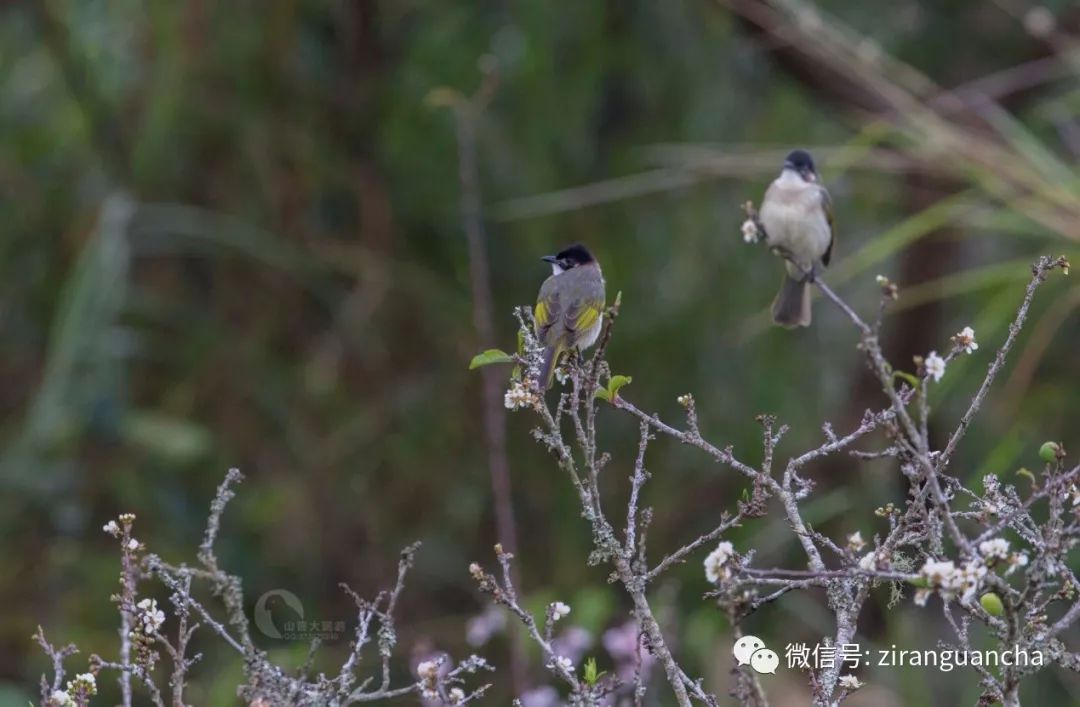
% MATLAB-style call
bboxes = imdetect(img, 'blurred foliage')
[0,1,1078,705]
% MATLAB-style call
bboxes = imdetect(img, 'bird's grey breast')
[760,179,830,266]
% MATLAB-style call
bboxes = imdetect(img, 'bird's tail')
[538,344,564,390]
[771,275,812,328]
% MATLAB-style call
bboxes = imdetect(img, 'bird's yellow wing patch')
[572,302,602,333]
[534,299,552,328]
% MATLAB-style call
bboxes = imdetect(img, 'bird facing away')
[533,244,606,388]
[758,149,835,327]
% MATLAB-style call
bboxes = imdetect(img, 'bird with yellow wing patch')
[533,244,606,389]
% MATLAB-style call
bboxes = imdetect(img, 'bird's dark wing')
[821,186,835,267]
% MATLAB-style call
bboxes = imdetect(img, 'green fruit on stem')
[980,592,1004,617]
[1039,441,1062,463]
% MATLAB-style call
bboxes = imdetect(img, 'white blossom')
[962,562,988,603]
[924,351,946,382]
[1005,552,1029,576]
[704,541,735,583]
[858,550,885,571]
[102,520,120,536]
[554,367,569,385]
[417,659,440,682]
[136,597,166,633]
[919,559,956,589]
[550,601,571,621]
[127,538,140,551]
[847,531,866,552]
[66,673,97,697]
[741,219,759,244]
[838,674,863,690]
[954,326,978,354]
[979,538,1010,562]
[49,690,74,707]
[944,560,987,604]
[73,673,96,691]
[449,687,466,704]
[504,381,539,411]
[554,655,575,673]
[1068,484,1080,507]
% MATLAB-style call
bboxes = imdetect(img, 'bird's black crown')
[555,243,595,265]
[784,149,816,173]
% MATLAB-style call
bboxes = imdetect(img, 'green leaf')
[594,375,632,402]
[608,375,632,398]
[469,349,513,370]
[583,657,605,685]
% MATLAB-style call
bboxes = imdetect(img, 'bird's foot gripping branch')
[471,256,1075,707]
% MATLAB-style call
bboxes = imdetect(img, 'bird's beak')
[801,168,817,183]
[541,255,558,264]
